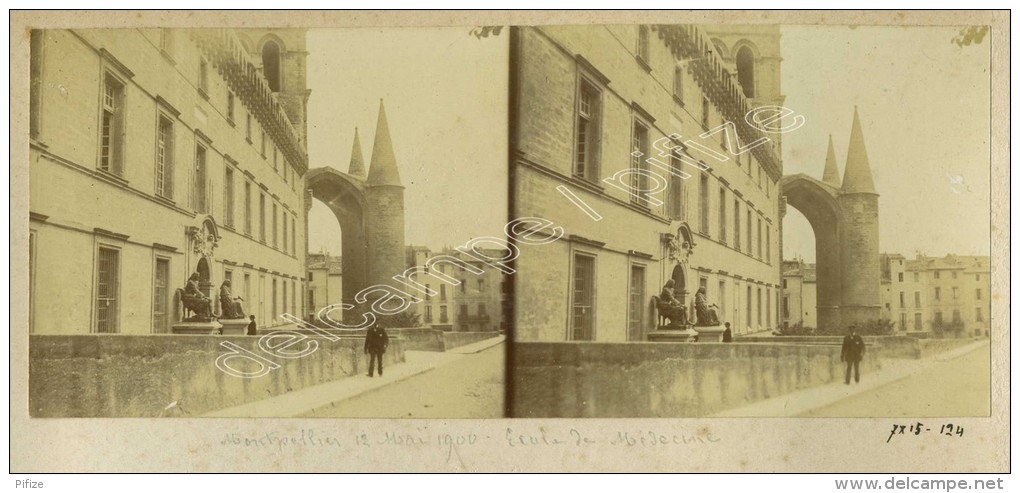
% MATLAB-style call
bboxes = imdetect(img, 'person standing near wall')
[364,322,390,377]
[840,325,866,384]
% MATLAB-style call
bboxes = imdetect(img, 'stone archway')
[306,167,370,311]
[781,173,880,330]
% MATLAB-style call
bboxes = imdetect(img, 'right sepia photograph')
[507,24,992,418]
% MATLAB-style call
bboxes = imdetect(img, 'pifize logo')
[214,217,564,378]
[214,105,805,379]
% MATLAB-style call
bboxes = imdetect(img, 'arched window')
[736,46,755,98]
[262,41,282,92]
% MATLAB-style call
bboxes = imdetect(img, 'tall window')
[281,212,288,252]
[952,309,961,324]
[975,307,983,322]
[899,292,905,308]
[260,130,266,157]
[736,46,755,98]
[227,91,235,123]
[291,214,297,255]
[478,303,487,316]
[630,120,650,207]
[718,281,726,323]
[246,113,252,142]
[440,284,447,301]
[440,305,448,323]
[900,313,907,331]
[155,115,174,199]
[571,254,596,341]
[766,288,771,328]
[153,257,170,333]
[934,287,941,301]
[272,203,278,247]
[192,142,208,213]
[95,246,120,333]
[259,193,266,243]
[628,264,645,341]
[283,281,288,318]
[198,58,209,95]
[757,217,763,258]
[746,210,753,254]
[262,41,282,92]
[914,313,922,330]
[699,174,709,234]
[746,285,752,329]
[914,291,921,308]
[244,181,252,235]
[757,288,762,326]
[734,200,741,250]
[673,65,683,102]
[952,286,959,299]
[718,188,727,242]
[424,305,433,323]
[224,167,235,228]
[159,29,175,56]
[272,279,278,322]
[766,227,771,262]
[99,73,125,175]
[574,79,601,181]
[976,288,982,300]
[898,272,904,282]
[636,26,650,63]
[670,152,685,220]
[701,96,710,129]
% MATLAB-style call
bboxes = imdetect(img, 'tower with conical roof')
[348,127,366,178]
[837,107,881,324]
[822,135,841,187]
[364,100,407,291]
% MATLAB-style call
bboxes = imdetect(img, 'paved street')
[800,344,990,417]
[308,342,506,418]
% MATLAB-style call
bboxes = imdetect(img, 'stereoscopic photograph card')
[8,9,1010,473]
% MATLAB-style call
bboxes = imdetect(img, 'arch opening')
[262,40,282,92]
[306,169,369,321]
[781,175,841,330]
[736,46,755,98]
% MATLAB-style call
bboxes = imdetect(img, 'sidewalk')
[710,339,989,417]
[203,335,504,418]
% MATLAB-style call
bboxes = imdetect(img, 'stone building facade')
[881,254,991,336]
[406,246,506,333]
[511,25,787,342]
[305,252,343,320]
[28,28,310,334]
[781,259,817,329]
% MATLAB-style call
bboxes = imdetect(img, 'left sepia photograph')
[27,26,510,418]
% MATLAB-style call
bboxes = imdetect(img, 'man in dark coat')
[364,322,390,377]
[840,325,866,384]
[722,322,733,342]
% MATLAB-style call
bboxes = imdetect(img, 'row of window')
[571,251,776,342]
[897,288,983,308]
[897,308,983,331]
[420,279,487,301]
[634,25,758,100]
[422,303,489,324]
[41,240,299,334]
[896,271,982,282]
[234,172,299,256]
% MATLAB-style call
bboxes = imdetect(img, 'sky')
[305,28,508,254]
[779,25,991,262]
[302,26,991,262]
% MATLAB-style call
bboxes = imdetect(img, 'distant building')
[406,246,505,332]
[305,252,342,320]
[29,28,310,333]
[781,259,816,328]
[882,254,990,336]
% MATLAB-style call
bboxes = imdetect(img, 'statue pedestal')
[647,328,699,343]
[172,321,223,335]
[219,318,249,336]
[693,325,726,342]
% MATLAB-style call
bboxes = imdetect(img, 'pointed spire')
[822,134,841,187]
[348,127,366,177]
[367,99,402,187]
[841,106,877,193]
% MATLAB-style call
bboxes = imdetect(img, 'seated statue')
[181,272,214,321]
[219,279,246,319]
[694,287,720,326]
[657,280,688,328]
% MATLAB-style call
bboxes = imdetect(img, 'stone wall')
[393,329,500,352]
[29,334,404,417]
[511,342,880,418]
